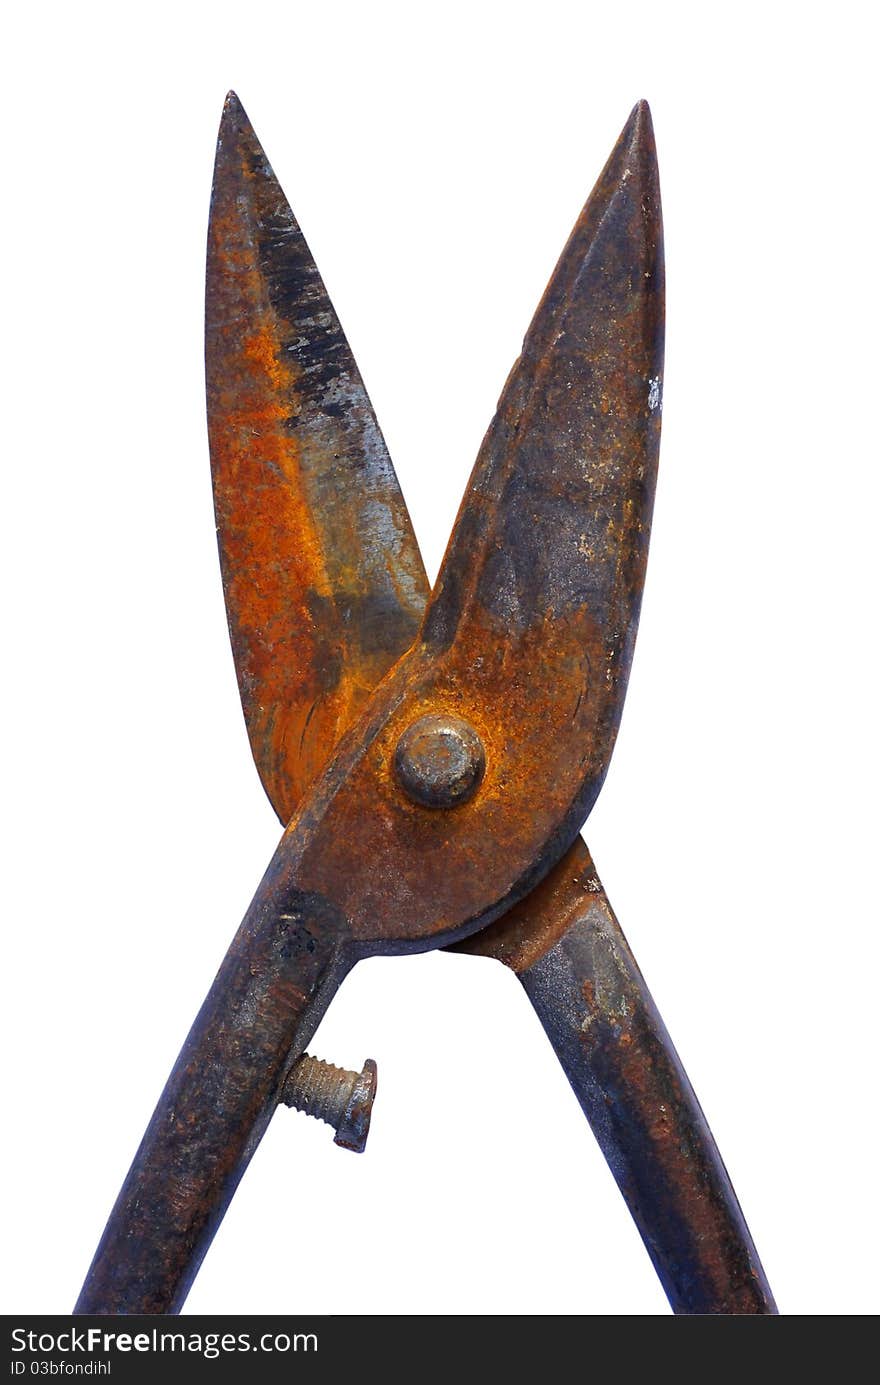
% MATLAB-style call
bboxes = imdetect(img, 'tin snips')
[75,95,776,1316]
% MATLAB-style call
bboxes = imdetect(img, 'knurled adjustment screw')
[281,1054,378,1153]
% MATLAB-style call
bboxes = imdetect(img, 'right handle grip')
[462,837,777,1314]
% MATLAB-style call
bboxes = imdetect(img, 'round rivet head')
[394,713,486,809]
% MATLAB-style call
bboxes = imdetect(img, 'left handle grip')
[74,866,351,1315]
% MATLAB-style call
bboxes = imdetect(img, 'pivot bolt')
[394,712,486,808]
[281,1054,377,1153]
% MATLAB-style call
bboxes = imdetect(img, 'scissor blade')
[422,101,664,826]
[206,92,428,825]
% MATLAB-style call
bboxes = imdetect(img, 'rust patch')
[206,94,427,824]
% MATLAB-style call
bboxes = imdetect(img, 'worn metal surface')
[459,838,777,1313]
[76,97,773,1317]
[206,93,428,823]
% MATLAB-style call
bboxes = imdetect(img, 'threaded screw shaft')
[281,1053,377,1153]
[286,1055,357,1126]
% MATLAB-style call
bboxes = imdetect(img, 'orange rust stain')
[242,327,289,395]
[207,185,360,820]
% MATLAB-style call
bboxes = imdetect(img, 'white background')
[3,1,878,1316]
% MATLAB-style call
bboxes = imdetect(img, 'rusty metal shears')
[75,94,776,1316]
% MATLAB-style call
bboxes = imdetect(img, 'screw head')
[334,1058,378,1154]
[393,713,486,809]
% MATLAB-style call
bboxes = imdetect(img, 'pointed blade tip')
[622,99,656,154]
[219,90,251,137]
[215,91,263,170]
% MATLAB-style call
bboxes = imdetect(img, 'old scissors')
[75,93,776,1316]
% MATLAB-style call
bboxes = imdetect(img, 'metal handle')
[461,838,777,1314]
[74,852,352,1315]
